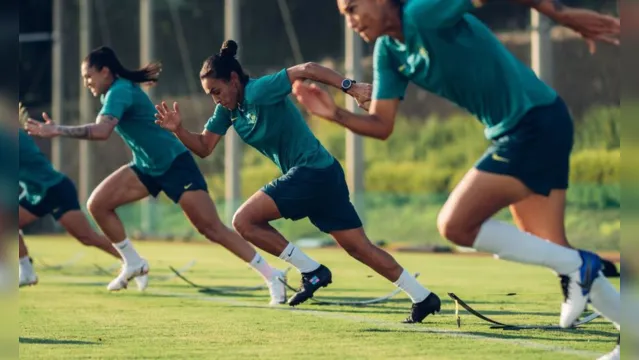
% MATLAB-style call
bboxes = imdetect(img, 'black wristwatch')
[341,78,356,93]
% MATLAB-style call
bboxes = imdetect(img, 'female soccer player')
[292,0,621,342]
[154,40,441,323]
[24,46,286,304]
[18,126,122,287]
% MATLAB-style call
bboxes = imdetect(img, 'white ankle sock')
[249,253,275,281]
[19,256,33,274]
[278,243,320,274]
[113,238,142,265]
[393,269,431,303]
[473,220,582,275]
[589,272,620,329]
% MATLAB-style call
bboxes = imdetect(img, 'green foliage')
[573,106,620,151]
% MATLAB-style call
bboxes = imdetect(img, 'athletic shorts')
[261,159,362,233]
[475,97,574,196]
[19,176,81,220]
[130,151,208,203]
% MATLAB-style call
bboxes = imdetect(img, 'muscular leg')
[87,165,149,243]
[510,190,620,327]
[232,191,321,273]
[179,190,286,305]
[437,168,614,327]
[57,210,121,260]
[87,165,150,291]
[18,207,39,286]
[510,190,569,246]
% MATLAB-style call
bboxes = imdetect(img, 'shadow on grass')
[19,337,98,345]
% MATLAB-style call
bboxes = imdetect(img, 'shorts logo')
[184,183,193,190]
[52,207,60,214]
[491,153,510,163]
[309,276,320,285]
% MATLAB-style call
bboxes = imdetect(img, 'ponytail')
[84,46,162,83]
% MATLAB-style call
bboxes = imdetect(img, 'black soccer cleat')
[402,292,441,324]
[601,258,620,278]
[287,265,332,306]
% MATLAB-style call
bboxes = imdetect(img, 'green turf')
[20,236,619,359]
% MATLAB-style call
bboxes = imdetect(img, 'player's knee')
[231,210,250,236]
[195,218,227,243]
[437,213,473,247]
[86,194,103,217]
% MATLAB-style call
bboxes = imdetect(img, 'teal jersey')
[99,78,187,176]
[18,129,65,204]
[0,127,18,211]
[373,0,558,139]
[205,69,335,174]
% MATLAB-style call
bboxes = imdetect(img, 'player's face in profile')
[201,72,241,110]
[337,0,387,42]
[81,62,112,97]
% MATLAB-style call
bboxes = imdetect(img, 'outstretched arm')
[154,101,222,158]
[174,127,222,159]
[292,81,399,140]
[492,0,620,51]
[25,113,118,140]
[286,62,372,110]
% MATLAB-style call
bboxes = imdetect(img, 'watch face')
[342,79,352,89]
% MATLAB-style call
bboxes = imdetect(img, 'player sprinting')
[17,125,123,287]
[24,46,287,304]
[154,40,441,323]
[292,0,621,350]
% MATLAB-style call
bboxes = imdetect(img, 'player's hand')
[557,7,620,53]
[24,112,60,138]
[347,83,372,110]
[155,101,183,132]
[292,81,339,121]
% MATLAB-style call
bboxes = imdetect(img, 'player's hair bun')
[220,40,238,58]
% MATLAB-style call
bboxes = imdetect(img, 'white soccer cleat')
[19,271,38,288]
[107,259,149,292]
[134,274,149,291]
[559,250,602,328]
[597,336,620,360]
[267,269,287,306]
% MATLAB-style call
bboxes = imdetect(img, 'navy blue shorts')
[19,176,81,220]
[475,97,574,196]
[261,159,362,233]
[131,151,208,203]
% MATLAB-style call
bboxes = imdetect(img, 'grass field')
[20,236,619,359]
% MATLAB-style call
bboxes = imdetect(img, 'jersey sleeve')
[372,39,409,101]
[204,104,233,135]
[98,82,133,119]
[406,0,480,28]
[244,69,292,105]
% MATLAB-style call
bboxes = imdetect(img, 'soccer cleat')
[134,274,149,291]
[19,271,38,288]
[559,250,601,328]
[107,259,149,291]
[402,292,441,324]
[601,258,620,278]
[267,269,287,306]
[597,335,620,360]
[288,264,332,306]
[19,257,38,288]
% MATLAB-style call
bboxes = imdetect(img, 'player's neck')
[384,11,404,42]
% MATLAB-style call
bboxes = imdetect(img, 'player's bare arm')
[292,80,398,140]
[176,127,222,159]
[25,113,118,140]
[154,101,222,158]
[286,62,372,110]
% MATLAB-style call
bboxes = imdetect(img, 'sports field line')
[149,290,603,358]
